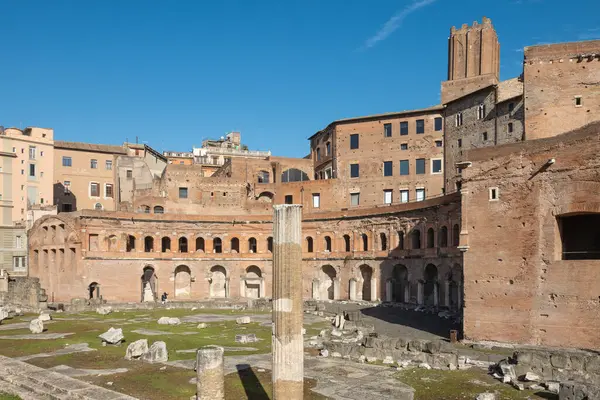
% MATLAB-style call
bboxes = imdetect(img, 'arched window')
[231,238,240,253]
[196,237,205,252]
[144,236,154,252]
[344,235,351,252]
[380,232,387,251]
[267,237,273,253]
[427,228,435,248]
[398,231,404,250]
[140,205,150,213]
[439,226,448,248]
[248,237,257,253]
[326,141,331,156]
[362,234,368,251]
[179,237,188,253]
[411,230,421,249]
[161,237,171,252]
[154,206,164,214]
[126,235,136,252]
[257,170,270,184]
[452,224,460,247]
[306,237,314,253]
[213,238,222,253]
[316,148,321,161]
[95,203,103,211]
[324,236,332,252]
[281,168,309,183]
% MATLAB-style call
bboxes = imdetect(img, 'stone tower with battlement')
[442,17,501,104]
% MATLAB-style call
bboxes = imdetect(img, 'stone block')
[99,327,124,344]
[235,334,257,343]
[408,339,428,352]
[142,341,168,363]
[570,354,588,371]
[475,393,496,400]
[586,356,600,374]
[236,316,251,324]
[345,311,361,321]
[29,318,43,334]
[38,313,51,322]
[549,352,571,369]
[559,381,600,400]
[125,339,148,360]
[395,338,408,350]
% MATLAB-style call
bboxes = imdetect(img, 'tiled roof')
[54,141,127,154]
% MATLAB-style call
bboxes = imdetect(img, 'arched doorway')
[244,266,262,298]
[359,265,373,301]
[393,264,409,302]
[141,266,157,302]
[320,265,336,300]
[424,264,438,306]
[88,282,100,300]
[209,266,227,298]
[174,265,191,299]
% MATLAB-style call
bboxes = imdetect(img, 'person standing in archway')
[161,292,168,304]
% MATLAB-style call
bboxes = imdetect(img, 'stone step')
[0,378,55,400]
[0,372,77,400]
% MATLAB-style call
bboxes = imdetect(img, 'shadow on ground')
[237,364,269,400]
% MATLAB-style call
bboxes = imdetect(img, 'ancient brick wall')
[27,196,462,306]
[461,121,600,349]
[524,41,600,140]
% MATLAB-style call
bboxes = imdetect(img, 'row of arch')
[138,205,164,214]
[304,224,460,253]
[118,235,273,254]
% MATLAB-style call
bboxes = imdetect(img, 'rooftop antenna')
[136,136,139,144]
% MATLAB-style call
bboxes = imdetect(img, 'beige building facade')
[0,150,26,274]
[53,141,126,212]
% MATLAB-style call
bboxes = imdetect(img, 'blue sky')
[1,0,598,158]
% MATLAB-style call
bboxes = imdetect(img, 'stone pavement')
[169,352,415,400]
[0,355,136,399]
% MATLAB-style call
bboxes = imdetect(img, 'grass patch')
[395,368,554,400]
[0,394,21,400]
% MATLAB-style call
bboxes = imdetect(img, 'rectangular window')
[350,192,360,206]
[431,159,442,174]
[400,121,408,135]
[64,181,71,194]
[384,123,392,137]
[62,156,72,167]
[285,195,293,204]
[416,188,425,202]
[62,203,72,212]
[105,160,113,170]
[435,140,443,147]
[126,170,133,178]
[13,256,26,271]
[400,143,408,150]
[416,158,425,175]
[16,236,22,248]
[508,123,514,133]
[316,148,321,161]
[400,189,409,203]
[399,160,409,176]
[90,182,100,197]
[105,184,114,198]
[434,117,443,131]
[179,187,188,199]
[482,132,488,141]
[29,146,36,160]
[455,113,463,127]
[383,161,393,177]
[416,119,425,134]
[489,187,499,201]
[575,96,582,107]
[384,189,393,204]
[29,164,35,177]
[326,142,331,156]
[477,104,486,120]
[458,139,462,148]
[350,163,359,178]
[350,134,359,149]
[312,193,320,208]
[90,159,98,169]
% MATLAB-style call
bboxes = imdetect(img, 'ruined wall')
[524,41,600,140]
[28,196,462,305]
[461,121,600,349]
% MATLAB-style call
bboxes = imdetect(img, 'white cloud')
[361,0,438,50]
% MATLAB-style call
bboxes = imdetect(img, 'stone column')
[444,281,451,308]
[196,346,224,400]
[458,282,463,310]
[417,281,424,305]
[312,279,320,300]
[370,277,377,301]
[404,283,410,303]
[385,280,392,302]
[272,205,303,400]
[333,278,340,300]
[433,282,439,307]
[349,279,357,301]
